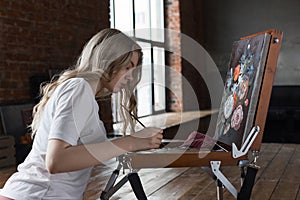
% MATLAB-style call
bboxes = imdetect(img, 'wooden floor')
[1,143,300,200]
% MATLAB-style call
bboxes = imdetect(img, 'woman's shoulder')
[54,78,93,99]
[58,78,90,91]
[63,77,86,87]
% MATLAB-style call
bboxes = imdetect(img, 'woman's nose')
[126,69,134,81]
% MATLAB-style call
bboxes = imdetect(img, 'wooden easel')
[100,30,283,200]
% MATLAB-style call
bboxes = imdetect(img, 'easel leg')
[101,169,120,198]
[202,167,225,200]
[100,175,129,200]
[100,163,124,200]
[216,179,224,200]
[100,166,147,200]
[237,166,258,200]
[128,172,147,200]
[210,161,238,198]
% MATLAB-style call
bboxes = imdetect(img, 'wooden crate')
[0,136,16,168]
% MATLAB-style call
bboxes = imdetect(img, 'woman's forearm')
[46,136,135,174]
[46,128,162,174]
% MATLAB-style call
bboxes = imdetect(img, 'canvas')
[215,33,271,148]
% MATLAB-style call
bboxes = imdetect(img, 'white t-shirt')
[0,78,107,200]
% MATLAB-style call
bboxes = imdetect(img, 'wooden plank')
[190,178,219,200]
[251,143,282,200]
[138,168,189,195]
[177,170,215,200]
[251,180,278,200]
[148,167,209,199]
[251,143,294,199]
[0,157,16,168]
[0,136,15,168]
[113,168,188,200]
[297,187,300,200]
[270,180,299,200]
[260,144,295,181]
[269,144,300,199]
[0,136,15,147]
[253,143,282,182]
[0,150,16,168]
[0,147,15,157]
[0,166,16,188]
[279,144,300,183]
[261,143,283,153]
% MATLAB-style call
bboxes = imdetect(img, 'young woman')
[0,28,163,200]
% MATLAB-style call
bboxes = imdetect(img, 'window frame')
[110,0,166,122]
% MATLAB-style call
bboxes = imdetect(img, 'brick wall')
[165,0,182,112]
[0,0,109,104]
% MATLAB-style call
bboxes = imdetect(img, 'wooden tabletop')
[113,110,217,134]
[138,110,216,129]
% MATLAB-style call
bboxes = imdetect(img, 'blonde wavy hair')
[31,28,143,136]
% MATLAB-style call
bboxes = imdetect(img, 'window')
[110,0,166,122]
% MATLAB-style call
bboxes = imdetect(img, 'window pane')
[150,0,164,42]
[111,93,120,122]
[153,47,165,111]
[134,0,151,39]
[110,0,166,122]
[137,42,152,116]
[113,0,133,35]
[109,0,115,27]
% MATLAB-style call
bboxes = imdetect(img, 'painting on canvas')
[214,33,271,148]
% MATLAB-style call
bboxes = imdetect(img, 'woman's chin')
[112,86,122,93]
[111,83,127,93]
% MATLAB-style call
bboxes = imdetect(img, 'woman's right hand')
[129,127,163,151]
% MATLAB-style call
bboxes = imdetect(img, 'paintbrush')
[120,104,146,128]
[121,104,168,148]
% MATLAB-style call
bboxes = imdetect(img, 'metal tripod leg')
[100,156,147,200]
[100,163,124,200]
[237,166,258,200]
[102,175,130,199]
[128,172,147,200]
[210,161,238,199]
[216,179,224,200]
[100,172,147,200]
[237,153,260,200]
[201,166,225,200]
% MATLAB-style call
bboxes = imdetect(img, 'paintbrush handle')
[120,104,146,128]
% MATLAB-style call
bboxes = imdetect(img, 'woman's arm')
[46,127,163,174]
